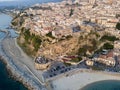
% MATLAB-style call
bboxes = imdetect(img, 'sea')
[1,0,120,90]
[0,61,27,90]
[81,80,120,90]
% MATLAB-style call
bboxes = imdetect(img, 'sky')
[0,0,19,2]
[0,0,62,6]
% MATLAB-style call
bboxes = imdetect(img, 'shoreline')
[0,54,40,90]
[1,50,120,90]
[0,30,46,90]
[50,68,120,90]
[0,56,31,90]
[80,80,120,90]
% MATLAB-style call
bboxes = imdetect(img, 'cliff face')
[36,31,101,59]
[38,35,80,59]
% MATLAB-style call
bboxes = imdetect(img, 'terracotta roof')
[99,55,106,59]
[99,51,113,59]
[106,51,113,58]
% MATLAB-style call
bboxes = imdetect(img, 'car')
[60,70,64,73]
[62,66,65,68]
[54,73,57,76]
[53,68,56,71]
[65,69,67,72]
[50,75,53,77]
[68,68,71,70]
[50,69,54,72]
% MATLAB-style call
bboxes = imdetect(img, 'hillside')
[11,3,117,59]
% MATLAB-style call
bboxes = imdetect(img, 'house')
[62,55,81,65]
[52,27,72,38]
[95,51,116,66]
[114,41,120,49]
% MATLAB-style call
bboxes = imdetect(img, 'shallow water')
[0,14,18,38]
[0,32,5,39]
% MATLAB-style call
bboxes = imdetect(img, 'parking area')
[43,61,77,79]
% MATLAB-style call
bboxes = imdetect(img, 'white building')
[89,0,96,5]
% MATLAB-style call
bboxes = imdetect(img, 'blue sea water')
[81,80,120,90]
[0,14,12,29]
[0,60,27,90]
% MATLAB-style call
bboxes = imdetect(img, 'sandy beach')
[50,68,120,90]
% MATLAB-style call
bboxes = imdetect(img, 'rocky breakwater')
[0,28,46,90]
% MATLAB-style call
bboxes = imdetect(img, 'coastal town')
[11,0,120,78]
[1,0,120,90]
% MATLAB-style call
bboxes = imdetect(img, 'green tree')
[32,35,42,51]
[103,43,114,50]
[116,22,120,30]
[69,9,74,16]
[24,30,30,42]
[100,35,119,42]
[78,47,87,56]
[46,32,55,39]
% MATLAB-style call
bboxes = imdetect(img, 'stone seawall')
[0,56,36,90]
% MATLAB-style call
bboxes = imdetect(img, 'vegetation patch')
[64,62,72,66]
[32,35,42,51]
[100,35,119,42]
[78,47,87,56]
[19,27,42,52]
[69,9,74,16]
[46,32,55,39]
[103,43,114,50]
[70,57,82,62]
[11,21,18,26]
[17,38,35,56]
[116,22,120,30]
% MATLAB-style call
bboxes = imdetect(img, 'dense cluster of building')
[20,0,120,38]
[85,41,120,69]
[94,50,115,66]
